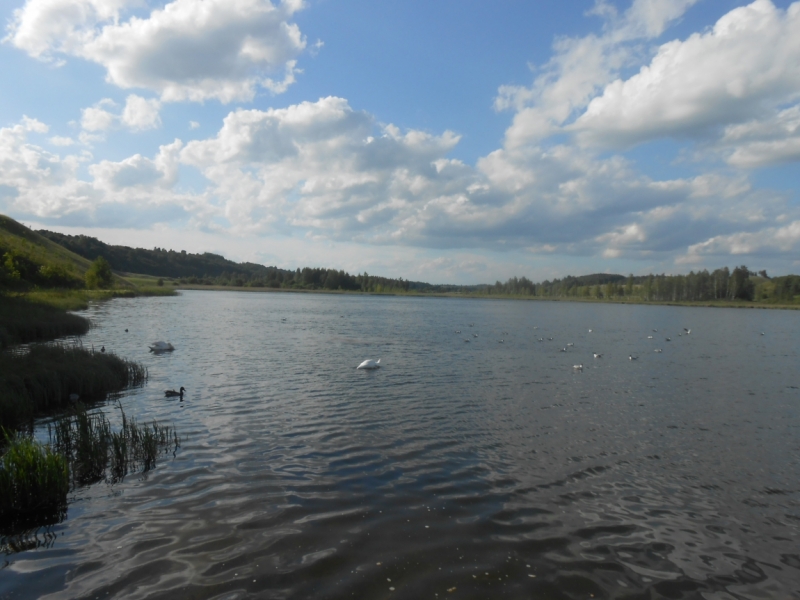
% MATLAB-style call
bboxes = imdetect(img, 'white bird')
[567,343,574,347]
[357,359,381,370]
[588,329,592,332]
[593,353,602,358]
[149,341,175,352]
[559,347,567,352]
[665,337,671,342]
[654,349,662,353]
[573,364,583,370]
[647,335,653,339]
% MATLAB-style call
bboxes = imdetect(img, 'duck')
[573,364,583,370]
[629,355,638,360]
[100,346,106,353]
[149,341,175,352]
[654,348,662,353]
[357,359,381,370]
[593,353,602,358]
[165,387,185,398]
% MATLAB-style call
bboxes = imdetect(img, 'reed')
[0,430,69,527]
[0,345,148,430]
[49,404,180,485]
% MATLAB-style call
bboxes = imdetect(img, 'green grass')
[0,430,69,529]
[49,404,179,486]
[0,295,90,349]
[0,345,148,430]
[1,405,179,533]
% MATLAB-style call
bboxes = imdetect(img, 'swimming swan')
[357,359,381,370]
[165,387,185,398]
[149,341,175,352]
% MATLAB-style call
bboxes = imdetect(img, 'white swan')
[357,358,381,370]
[149,341,175,352]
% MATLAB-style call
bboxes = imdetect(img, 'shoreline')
[172,284,800,310]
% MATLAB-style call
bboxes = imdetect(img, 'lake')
[2,290,799,599]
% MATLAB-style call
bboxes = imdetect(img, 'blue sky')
[1,0,799,283]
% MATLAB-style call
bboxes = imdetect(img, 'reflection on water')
[2,291,800,599]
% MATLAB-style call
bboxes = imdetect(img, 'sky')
[1,0,799,284]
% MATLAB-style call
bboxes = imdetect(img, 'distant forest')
[38,230,800,304]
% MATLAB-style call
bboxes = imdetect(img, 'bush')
[85,256,113,289]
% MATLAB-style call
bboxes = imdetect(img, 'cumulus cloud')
[679,220,800,262]
[121,95,162,130]
[495,0,701,148]
[0,116,98,217]
[80,99,117,132]
[90,139,182,191]
[5,1,800,275]
[79,95,162,133]
[573,0,800,148]
[6,0,307,102]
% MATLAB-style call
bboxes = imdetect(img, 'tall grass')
[0,430,69,529]
[49,404,180,485]
[1,405,179,533]
[0,295,90,349]
[0,345,147,430]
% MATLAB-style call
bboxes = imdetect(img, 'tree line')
[24,229,800,303]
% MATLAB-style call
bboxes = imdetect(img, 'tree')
[85,256,113,289]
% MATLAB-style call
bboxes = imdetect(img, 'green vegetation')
[0,295,90,349]
[49,403,179,485]
[483,266,800,306]
[84,256,113,289]
[36,227,800,304]
[0,431,69,527]
[1,405,179,531]
[0,345,147,431]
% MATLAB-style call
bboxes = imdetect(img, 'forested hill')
[33,228,800,303]
[38,230,291,281]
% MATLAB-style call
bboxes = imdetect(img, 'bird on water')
[357,359,381,370]
[149,341,175,352]
[165,387,185,398]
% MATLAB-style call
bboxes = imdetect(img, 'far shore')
[171,283,800,310]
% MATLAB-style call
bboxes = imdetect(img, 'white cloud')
[90,138,182,191]
[49,135,76,146]
[679,220,800,262]
[121,94,162,130]
[722,105,800,168]
[495,0,701,148]
[80,99,117,132]
[0,116,98,217]
[79,95,162,133]
[6,0,307,102]
[572,0,800,148]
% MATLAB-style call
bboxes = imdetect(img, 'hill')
[38,229,293,282]
[1,216,97,289]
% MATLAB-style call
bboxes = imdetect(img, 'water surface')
[2,291,799,599]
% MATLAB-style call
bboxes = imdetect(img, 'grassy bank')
[0,295,90,349]
[0,345,147,430]
[1,284,178,348]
